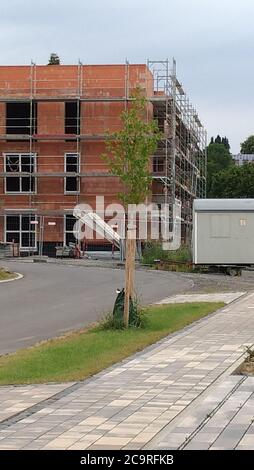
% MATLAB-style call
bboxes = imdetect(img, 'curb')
[0,272,23,284]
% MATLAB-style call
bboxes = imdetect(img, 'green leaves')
[48,53,60,65]
[207,143,233,197]
[101,89,161,206]
[210,164,254,198]
[241,135,254,154]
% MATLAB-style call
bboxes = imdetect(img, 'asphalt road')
[0,261,192,354]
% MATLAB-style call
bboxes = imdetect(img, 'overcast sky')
[1,0,254,153]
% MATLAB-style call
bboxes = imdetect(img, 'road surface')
[0,261,192,354]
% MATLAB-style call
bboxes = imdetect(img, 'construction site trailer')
[193,199,254,265]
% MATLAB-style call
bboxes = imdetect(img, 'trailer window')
[210,214,230,238]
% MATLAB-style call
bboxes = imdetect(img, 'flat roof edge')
[193,198,254,211]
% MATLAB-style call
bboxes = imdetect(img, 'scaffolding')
[147,59,207,242]
[0,59,207,254]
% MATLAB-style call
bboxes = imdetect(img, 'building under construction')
[0,60,206,256]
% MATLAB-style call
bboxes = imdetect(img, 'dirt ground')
[235,357,254,377]
[238,362,254,376]
[178,269,254,294]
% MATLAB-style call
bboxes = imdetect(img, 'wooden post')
[124,236,131,328]
[129,238,136,297]
[124,229,136,328]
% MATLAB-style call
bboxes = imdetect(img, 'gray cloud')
[1,0,254,152]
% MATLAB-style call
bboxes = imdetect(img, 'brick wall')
[0,64,154,251]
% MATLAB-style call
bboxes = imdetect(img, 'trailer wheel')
[227,267,238,277]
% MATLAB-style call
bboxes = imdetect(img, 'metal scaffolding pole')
[147,58,207,241]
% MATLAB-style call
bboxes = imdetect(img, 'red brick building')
[0,61,206,256]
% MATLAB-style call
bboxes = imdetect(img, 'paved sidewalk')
[149,375,254,450]
[0,292,253,450]
[0,383,72,423]
[185,376,254,450]
[156,292,245,305]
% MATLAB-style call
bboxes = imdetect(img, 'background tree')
[207,142,232,196]
[240,135,254,154]
[221,136,230,150]
[48,53,61,65]
[211,134,230,150]
[210,164,254,198]
[102,90,161,327]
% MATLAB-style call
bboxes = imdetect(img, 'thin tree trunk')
[124,236,131,328]
[124,231,136,328]
[129,238,136,297]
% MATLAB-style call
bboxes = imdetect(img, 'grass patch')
[0,268,16,281]
[0,302,224,385]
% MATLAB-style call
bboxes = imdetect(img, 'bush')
[99,312,126,330]
[142,241,191,265]
[100,295,147,330]
[166,245,191,262]
[141,241,167,265]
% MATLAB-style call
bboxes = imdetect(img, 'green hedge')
[142,242,191,265]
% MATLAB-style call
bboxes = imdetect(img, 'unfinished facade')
[0,60,206,256]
